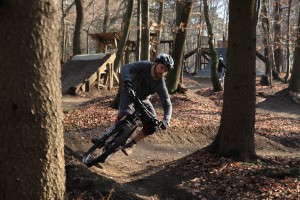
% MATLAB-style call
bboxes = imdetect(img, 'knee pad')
[143,123,158,135]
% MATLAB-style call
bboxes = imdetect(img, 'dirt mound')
[65,123,299,199]
[256,88,300,118]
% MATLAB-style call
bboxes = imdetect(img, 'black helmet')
[155,53,174,70]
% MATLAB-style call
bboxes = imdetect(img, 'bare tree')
[0,1,65,199]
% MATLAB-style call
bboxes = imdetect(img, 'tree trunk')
[203,0,222,92]
[166,0,194,94]
[73,0,84,55]
[103,0,110,33]
[284,0,292,83]
[273,0,283,73]
[111,0,135,108]
[141,0,150,60]
[289,8,300,93]
[261,0,271,85]
[156,0,165,53]
[136,0,141,61]
[207,0,258,161]
[113,0,135,71]
[61,1,66,62]
[0,1,65,199]
[86,0,95,54]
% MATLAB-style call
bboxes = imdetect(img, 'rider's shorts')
[119,89,158,135]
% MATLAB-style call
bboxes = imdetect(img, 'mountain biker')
[117,53,174,156]
[217,55,226,84]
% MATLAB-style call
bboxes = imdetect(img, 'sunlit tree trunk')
[73,0,85,55]
[0,1,65,199]
[289,9,300,93]
[207,0,259,161]
[166,0,194,93]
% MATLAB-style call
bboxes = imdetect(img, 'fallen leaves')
[177,153,300,199]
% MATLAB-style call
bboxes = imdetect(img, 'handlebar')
[134,97,157,120]
[130,96,160,127]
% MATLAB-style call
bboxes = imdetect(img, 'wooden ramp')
[61,53,117,95]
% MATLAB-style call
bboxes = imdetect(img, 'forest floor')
[63,73,300,200]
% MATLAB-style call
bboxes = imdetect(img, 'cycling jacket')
[120,61,172,124]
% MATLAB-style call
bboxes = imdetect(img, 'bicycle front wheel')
[82,123,134,167]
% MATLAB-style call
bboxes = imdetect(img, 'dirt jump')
[63,73,300,200]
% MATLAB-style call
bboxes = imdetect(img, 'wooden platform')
[61,53,117,95]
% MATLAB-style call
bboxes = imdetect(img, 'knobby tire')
[83,123,136,167]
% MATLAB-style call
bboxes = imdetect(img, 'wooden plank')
[110,64,113,89]
[98,83,107,89]
[97,70,100,90]
[82,53,116,92]
[112,71,119,84]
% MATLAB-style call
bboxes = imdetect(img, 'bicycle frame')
[82,96,159,166]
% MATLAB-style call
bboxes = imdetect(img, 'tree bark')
[207,0,258,161]
[289,8,300,93]
[73,0,84,55]
[0,1,65,199]
[166,0,194,94]
[141,0,150,60]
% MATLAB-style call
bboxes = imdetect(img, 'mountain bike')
[82,96,160,167]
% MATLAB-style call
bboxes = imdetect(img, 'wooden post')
[111,63,114,90]
[97,69,100,90]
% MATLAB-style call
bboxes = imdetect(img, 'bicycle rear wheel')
[82,123,135,167]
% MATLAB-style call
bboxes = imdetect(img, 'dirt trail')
[64,75,300,199]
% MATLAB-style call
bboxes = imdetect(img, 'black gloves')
[123,81,136,98]
[159,120,168,130]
